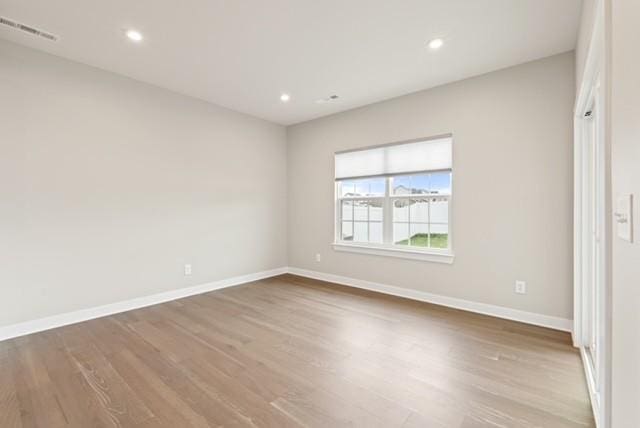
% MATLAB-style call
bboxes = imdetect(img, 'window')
[334,136,453,262]
[339,177,385,244]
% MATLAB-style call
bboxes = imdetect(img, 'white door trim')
[573,1,611,426]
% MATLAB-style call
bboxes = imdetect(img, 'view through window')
[335,136,452,253]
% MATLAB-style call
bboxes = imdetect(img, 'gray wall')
[577,1,640,424]
[610,0,640,424]
[1,40,577,329]
[287,52,575,320]
[0,40,288,327]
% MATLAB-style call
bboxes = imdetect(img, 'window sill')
[332,242,454,264]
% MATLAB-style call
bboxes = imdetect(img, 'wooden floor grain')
[0,274,594,427]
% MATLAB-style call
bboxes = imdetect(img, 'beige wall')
[1,40,578,329]
[610,0,640,425]
[0,40,288,327]
[287,52,575,320]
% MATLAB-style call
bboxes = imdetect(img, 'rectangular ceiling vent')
[0,16,59,41]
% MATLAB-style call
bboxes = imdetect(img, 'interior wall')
[0,40,288,327]
[287,52,576,320]
[610,0,640,425]
[1,39,578,330]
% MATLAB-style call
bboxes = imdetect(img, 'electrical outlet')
[515,280,526,294]
[184,264,192,276]
[315,253,322,262]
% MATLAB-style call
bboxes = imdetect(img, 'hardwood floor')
[0,274,594,427]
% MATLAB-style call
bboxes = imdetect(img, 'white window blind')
[334,136,452,180]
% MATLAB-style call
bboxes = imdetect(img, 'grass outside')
[396,233,448,249]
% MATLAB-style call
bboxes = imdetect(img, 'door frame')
[573,1,611,426]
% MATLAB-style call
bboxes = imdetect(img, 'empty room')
[1,0,638,427]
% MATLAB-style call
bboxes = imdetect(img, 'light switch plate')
[615,194,633,242]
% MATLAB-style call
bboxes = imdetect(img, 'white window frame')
[333,171,454,264]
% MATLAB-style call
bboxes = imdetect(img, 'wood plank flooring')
[0,274,594,427]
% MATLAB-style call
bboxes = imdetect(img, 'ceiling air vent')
[316,94,340,104]
[0,16,59,41]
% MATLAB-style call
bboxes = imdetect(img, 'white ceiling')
[0,0,583,125]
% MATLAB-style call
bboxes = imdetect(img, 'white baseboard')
[0,265,572,342]
[288,267,573,332]
[0,267,288,342]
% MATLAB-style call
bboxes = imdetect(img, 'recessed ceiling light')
[280,93,291,102]
[126,29,143,42]
[428,38,444,50]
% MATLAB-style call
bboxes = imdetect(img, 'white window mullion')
[383,177,393,244]
[351,200,355,242]
[336,182,341,242]
[367,201,371,242]
[407,200,411,246]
